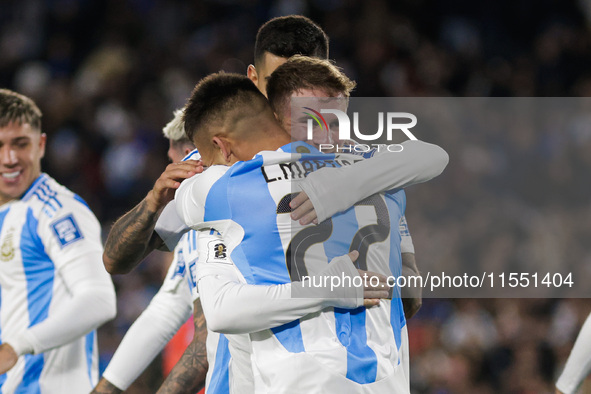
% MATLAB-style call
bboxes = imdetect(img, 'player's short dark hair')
[266,55,356,116]
[254,15,329,66]
[0,89,42,131]
[183,73,269,151]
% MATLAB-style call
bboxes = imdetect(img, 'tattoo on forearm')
[156,338,208,394]
[90,379,123,394]
[104,199,163,273]
[157,302,209,394]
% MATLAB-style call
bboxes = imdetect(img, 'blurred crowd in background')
[2,0,591,392]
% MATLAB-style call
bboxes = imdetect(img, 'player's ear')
[39,133,47,159]
[247,65,258,85]
[212,136,232,164]
[274,112,285,129]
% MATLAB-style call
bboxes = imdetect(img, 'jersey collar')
[21,173,49,202]
[182,148,200,161]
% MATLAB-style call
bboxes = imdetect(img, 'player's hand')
[356,267,391,307]
[340,251,389,307]
[290,191,318,225]
[146,160,204,212]
[555,390,564,394]
[0,343,18,374]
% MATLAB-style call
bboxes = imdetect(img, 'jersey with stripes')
[182,230,237,394]
[156,146,415,255]
[344,140,415,254]
[176,142,409,393]
[0,174,100,393]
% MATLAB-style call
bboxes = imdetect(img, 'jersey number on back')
[277,193,391,281]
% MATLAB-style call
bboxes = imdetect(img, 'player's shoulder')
[177,165,230,201]
[19,174,101,249]
[22,174,96,221]
[175,166,231,227]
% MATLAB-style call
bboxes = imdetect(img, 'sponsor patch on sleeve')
[51,214,84,248]
[206,240,230,264]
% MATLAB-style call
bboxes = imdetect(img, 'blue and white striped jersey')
[181,150,234,394]
[176,142,409,393]
[101,227,234,393]
[0,174,102,393]
[156,147,415,254]
[182,230,234,394]
[344,140,415,254]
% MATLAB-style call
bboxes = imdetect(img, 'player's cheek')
[292,123,310,142]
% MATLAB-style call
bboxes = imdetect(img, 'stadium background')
[2,0,591,392]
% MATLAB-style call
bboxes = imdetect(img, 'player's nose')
[0,146,17,166]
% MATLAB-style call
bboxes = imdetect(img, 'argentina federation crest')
[0,227,15,262]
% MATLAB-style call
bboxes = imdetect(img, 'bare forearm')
[91,378,123,394]
[103,195,164,274]
[157,301,208,394]
[401,252,422,319]
[103,160,204,274]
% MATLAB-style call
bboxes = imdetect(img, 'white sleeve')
[102,251,193,390]
[5,199,116,356]
[175,165,229,229]
[556,313,591,394]
[196,232,363,334]
[300,140,449,223]
[155,200,191,251]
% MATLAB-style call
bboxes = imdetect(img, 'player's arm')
[156,299,208,394]
[196,237,387,334]
[93,255,194,393]
[401,253,421,318]
[293,140,448,224]
[0,203,117,374]
[103,161,202,274]
[556,312,591,394]
[196,263,358,334]
[398,216,422,319]
[197,257,388,335]
[91,379,122,394]
[174,169,389,335]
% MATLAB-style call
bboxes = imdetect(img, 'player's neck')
[259,122,291,150]
[238,131,289,159]
[226,113,291,161]
[237,116,291,156]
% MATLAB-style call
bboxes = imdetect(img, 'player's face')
[168,140,185,163]
[278,88,347,148]
[248,52,287,96]
[0,122,46,205]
